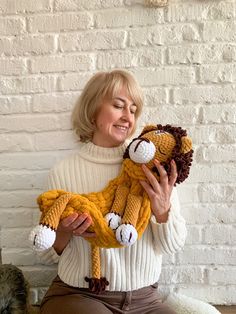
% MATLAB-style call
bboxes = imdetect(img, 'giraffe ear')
[181,136,192,154]
[140,125,157,136]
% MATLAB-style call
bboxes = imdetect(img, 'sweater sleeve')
[36,167,61,265]
[150,187,187,255]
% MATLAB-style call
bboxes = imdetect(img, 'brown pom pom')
[85,277,109,294]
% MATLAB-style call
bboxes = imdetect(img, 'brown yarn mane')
[124,124,193,185]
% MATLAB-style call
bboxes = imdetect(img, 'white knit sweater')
[37,141,187,291]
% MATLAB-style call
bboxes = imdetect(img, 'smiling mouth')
[114,125,128,132]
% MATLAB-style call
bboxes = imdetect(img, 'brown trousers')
[40,276,176,314]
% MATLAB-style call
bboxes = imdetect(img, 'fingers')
[80,231,96,238]
[153,159,168,185]
[141,160,177,218]
[59,212,95,237]
[169,160,178,187]
[141,164,160,192]
[60,213,79,228]
[140,180,156,198]
[72,214,93,236]
[142,159,177,187]
[71,213,91,230]
[141,159,169,192]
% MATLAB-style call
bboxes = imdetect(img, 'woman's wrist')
[53,230,72,255]
[154,205,170,223]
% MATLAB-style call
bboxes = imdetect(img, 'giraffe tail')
[84,245,109,294]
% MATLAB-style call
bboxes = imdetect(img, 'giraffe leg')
[116,194,142,246]
[29,193,72,251]
[105,185,129,230]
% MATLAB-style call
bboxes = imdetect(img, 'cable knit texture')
[37,141,187,291]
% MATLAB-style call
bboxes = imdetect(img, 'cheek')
[96,117,112,131]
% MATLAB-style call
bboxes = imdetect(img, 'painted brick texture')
[0,0,235,305]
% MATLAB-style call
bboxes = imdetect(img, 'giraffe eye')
[155,130,164,135]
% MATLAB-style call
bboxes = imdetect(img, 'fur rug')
[0,263,222,314]
[0,264,31,314]
[164,293,221,314]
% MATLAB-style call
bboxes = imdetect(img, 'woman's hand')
[53,212,95,255]
[140,159,177,223]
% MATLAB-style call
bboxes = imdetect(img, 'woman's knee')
[146,303,177,314]
[40,295,113,314]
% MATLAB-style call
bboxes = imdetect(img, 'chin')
[113,135,128,146]
[114,132,130,142]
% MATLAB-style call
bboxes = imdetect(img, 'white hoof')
[29,225,56,251]
[105,213,121,230]
[116,224,138,246]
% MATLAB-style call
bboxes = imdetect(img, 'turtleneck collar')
[77,141,128,164]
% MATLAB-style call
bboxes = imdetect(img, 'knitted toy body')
[29,124,193,293]
[33,167,151,250]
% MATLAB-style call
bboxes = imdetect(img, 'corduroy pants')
[40,276,176,314]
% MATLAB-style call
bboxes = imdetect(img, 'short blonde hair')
[71,69,143,142]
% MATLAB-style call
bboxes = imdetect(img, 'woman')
[39,70,187,314]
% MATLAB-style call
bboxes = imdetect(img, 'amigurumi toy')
[29,124,193,293]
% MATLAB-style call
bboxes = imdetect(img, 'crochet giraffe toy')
[29,124,193,293]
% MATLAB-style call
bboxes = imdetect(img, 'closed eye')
[114,104,123,109]
[113,97,137,115]
[158,147,166,155]
[114,104,136,115]
[130,107,137,114]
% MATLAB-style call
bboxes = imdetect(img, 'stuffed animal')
[29,124,193,293]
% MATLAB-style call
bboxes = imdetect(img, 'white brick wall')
[0,0,235,305]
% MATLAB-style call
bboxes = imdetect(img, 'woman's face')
[92,88,137,147]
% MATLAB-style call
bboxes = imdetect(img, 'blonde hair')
[71,69,143,142]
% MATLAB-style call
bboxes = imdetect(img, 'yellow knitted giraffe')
[29,124,193,293]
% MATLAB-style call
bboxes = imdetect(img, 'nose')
[121,107,133,123]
